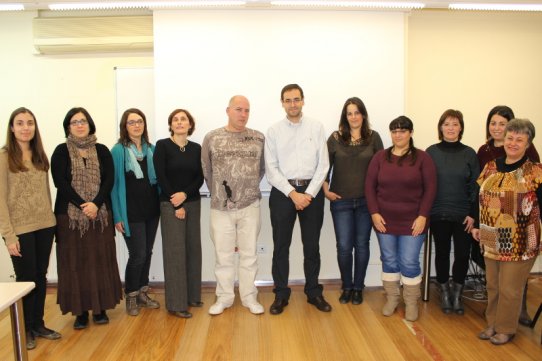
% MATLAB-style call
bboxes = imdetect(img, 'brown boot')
[138,286,160,309]
[403,283,421,321]
[126,291,140,316]
[382,280,401,316]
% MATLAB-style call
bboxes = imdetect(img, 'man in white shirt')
[202,95,266,315]
[265,84,331,314]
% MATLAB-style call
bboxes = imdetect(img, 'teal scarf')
[125,142,157,184]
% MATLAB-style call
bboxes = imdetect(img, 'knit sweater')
[476,156,542,261]
[326,130,383,199]
[0,150,56,246]
[426,141,479,222]
[365,149,437,235]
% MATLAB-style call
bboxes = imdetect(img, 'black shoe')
[169,310,193,318]
[308,296,332,312]
[92,311,109,325]
[188,301,204,307]
[339,290,352,304]
[26,330,36,350]
[352,290,363,305]
[270,298,289,315]
[32,326,61,340]
[73,312,89,330]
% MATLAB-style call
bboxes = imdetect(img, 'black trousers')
[10,227,55,330]
[269,186,324,299]
[431,220,472,284]
[123,216,160,293]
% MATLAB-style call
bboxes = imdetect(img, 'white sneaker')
[208,302,232,315]
[242,301,264,315]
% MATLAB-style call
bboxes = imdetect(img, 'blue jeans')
[330,197,372,290]
[376,232,425,278]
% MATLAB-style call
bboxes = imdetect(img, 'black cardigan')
[50,142,114,215]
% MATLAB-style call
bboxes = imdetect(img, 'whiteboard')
[114,67,155,142]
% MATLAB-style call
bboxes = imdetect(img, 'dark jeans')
[269,186,324,300]
[123,216,160,293]
[330,197,372,290]
[431,219,472,284]
[10,227,55,329]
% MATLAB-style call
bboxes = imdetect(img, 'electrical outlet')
[257,244,267,254]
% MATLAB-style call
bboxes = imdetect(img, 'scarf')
[125,142,157,184]
[66,134,109,237]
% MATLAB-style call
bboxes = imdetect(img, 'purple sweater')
[477,139,539,170]
[365,149,437,235]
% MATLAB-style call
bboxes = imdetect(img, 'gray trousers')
[160,200,202,311]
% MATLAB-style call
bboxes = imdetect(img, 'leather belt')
[288,179,311,187]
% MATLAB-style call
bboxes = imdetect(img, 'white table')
[0,282,35,361]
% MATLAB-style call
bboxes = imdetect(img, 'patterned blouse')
[477,157,542,261]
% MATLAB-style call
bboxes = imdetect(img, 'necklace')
[171,137,187,152]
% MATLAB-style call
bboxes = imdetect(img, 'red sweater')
[365,149,437,235]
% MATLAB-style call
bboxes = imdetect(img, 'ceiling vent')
[33,16,153,54]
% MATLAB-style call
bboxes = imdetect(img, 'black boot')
[451,282,464,315]
[518,283,532,326]
[439,282,452,314]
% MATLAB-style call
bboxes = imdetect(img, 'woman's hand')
[175,207,186,220]
[411,216,426,237]
[115,222,125,234]
[6,241,21,257]
[81,202,98,220]
[371,213,387,233]
[463,216,474,233]
[170,192,187,207]
[324,190,342,202]
[471,228,480,242]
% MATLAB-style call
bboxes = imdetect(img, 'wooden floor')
[1,278,541,361]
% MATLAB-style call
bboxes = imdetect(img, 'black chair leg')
[530,303,542,344]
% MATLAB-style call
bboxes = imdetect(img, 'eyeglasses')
[70,119,88,126]
[127,119,144,126]
[283,98,302,105]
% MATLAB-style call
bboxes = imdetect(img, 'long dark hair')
[118,108,150,146]
[485,105,514,141]
[3,107,49,173]
[386,115,417,166]
[338,97,371,145]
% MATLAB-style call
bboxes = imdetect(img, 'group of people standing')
[1,84,540,350]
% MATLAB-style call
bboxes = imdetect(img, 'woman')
[51,107,122,329]
[111,108,160,316]
[153,109,203,318]
[0,108,60,350]
[472,119,541,345]
[323,97,383,305]
[365,116,436,321]
[477,105,540,326]
[426,109,479,315]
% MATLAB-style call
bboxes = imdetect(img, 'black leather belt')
[288,179,311,187]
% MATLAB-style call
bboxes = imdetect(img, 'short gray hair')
[506,118,535,144]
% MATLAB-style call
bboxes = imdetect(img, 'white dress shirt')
[265,115,329,197]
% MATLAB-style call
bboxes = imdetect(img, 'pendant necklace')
[171,137,187,152]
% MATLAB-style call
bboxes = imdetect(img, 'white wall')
[0,11,153,281]
[1,9,541,284]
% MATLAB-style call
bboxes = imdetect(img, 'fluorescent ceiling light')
[271,1,425,9]
[49,1,246,10]
[449,3,542,11]
[0,3,24,11]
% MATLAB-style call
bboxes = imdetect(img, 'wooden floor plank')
[1,279,541,361]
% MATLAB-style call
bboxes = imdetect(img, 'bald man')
[201,95,266,315]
